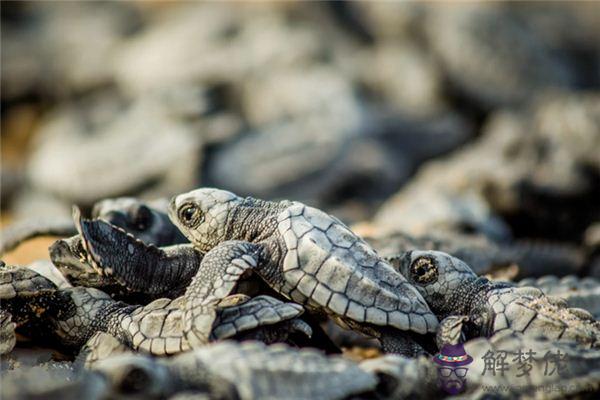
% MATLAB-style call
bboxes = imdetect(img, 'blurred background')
[1,2,599,268]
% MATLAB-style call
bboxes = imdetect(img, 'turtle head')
[169,188,243,252]
[392,250,477,301]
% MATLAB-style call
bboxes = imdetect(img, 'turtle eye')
[179,204,202,227]
[410,256,438,285]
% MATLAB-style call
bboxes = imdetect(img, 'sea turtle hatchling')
[361,330,600,399]
[388,250,600,348]
[167,188,439,355]
[91,340,377,400]
[0,197,186,257]
[0,263,310,355]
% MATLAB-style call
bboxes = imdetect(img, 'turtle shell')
[277,204,438,334]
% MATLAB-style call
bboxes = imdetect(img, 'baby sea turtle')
[389,250,600,348]
[361,330,600,399]
[168,188,438,354]
[92,340,377,400]
[0,197,185,257]
[0,264,309,355]
[77,215,338,354]
[91,197,188,246]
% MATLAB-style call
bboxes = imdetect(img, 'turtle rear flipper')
[211,294,308,341]
[75,208,202,297]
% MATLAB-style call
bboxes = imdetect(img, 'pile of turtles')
[1,188,599,399]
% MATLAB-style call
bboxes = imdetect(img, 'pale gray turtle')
[92,340,377,400]
[1,260,309,355]
[167,188,439,355]
[361,330,600,399]
[518,275,600,319]
[388,250,600,348]
[1,365,107,400]
[77,215,340,354]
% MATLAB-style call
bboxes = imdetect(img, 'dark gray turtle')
[167,188,439,355]
[518,275,600,319]
[361,330,600,399]
[45,206,199,302]
[92,340,377,400]
[389,250,600,348]
[73,207,202,299]
[91,197,188,246]
[1,196,186,257]
[1,260,309,355]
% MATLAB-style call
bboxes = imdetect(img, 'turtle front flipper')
[436,315,469,348]
[183,240,266,347]
[75,208,202,297]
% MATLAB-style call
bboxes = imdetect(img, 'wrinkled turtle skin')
[168,188,438,355]
[389,250,600,348]
[0,264,309,355]
[91,340,377,400]
[361,330,600,399]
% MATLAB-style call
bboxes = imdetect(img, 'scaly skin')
[389,250,600,348]
[91,341,377,400]
[0,264,308,355]
[168,188,438,355]
[75,207,201,298]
